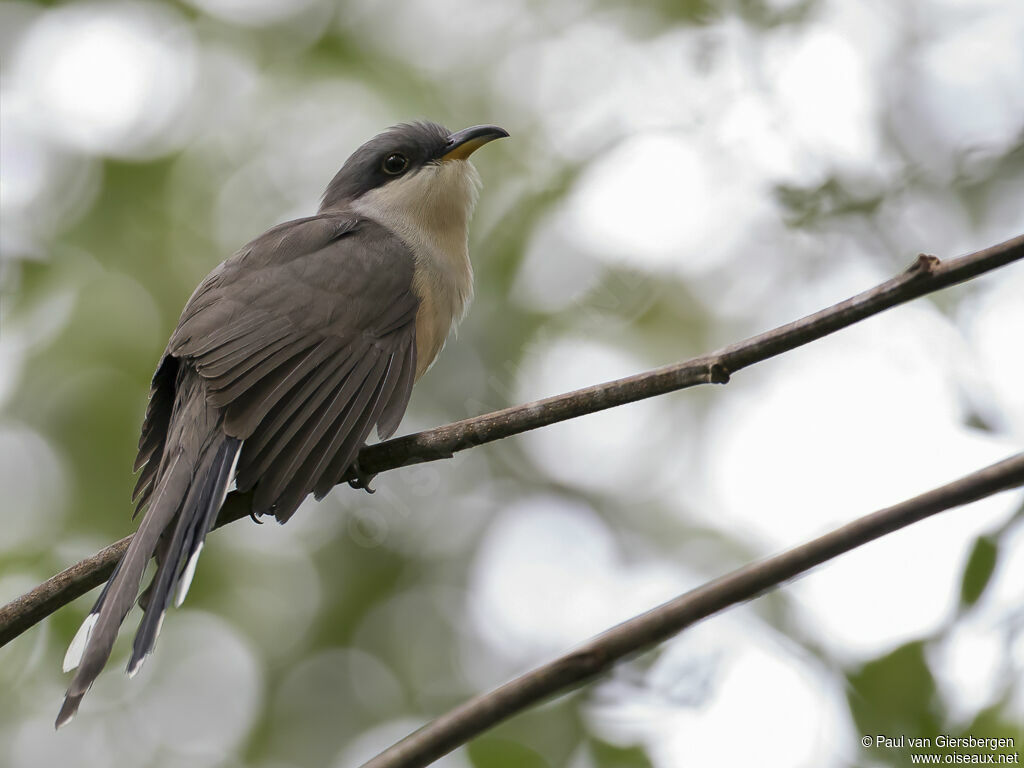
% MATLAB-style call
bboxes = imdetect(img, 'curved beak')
[440,124,509,161]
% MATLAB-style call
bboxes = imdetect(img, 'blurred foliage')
[847,642,940,741]
[468,738,551,768]
[959,535,998,609]
[587,739,654,768]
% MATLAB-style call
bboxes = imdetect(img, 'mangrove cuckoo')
[57,121,508,726]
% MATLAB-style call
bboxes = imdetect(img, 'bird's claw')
[347,459,377,494]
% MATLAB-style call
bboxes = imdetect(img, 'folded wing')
[134,213,420,523]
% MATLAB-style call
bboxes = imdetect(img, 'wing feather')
[236,345,363,491]
[176,311,283,358]
[316,340,407,498]
[376,336,416,440]
[220,338,334,436]
[141,213,420,523]
[193,327,295,380]
[205,334,321,407]
[256,347,382,504]
[272,351,390,520]
[132,357,179,515]
[308,353,393,489]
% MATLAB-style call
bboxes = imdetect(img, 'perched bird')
[57,121,508,726]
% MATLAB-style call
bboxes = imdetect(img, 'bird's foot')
[347,459,377,494]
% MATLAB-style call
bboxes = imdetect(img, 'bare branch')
[0,537,131,648]
[1,233,1021,648]
[360,452,1024,768]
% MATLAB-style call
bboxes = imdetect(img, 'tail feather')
[128,437,240,675]
[177,438,241,608]
[55,451,190,729]
[62,554,127,674]
[56,370,240,729]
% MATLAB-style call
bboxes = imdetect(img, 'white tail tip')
[126,655,145,678]
[63,613,98,673]
[175,543,204,608]
[127,612,166,678]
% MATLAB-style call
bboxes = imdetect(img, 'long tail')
[56,371,240,728]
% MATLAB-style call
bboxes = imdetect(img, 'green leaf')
[959,535,998,608]
[847,641,939,738]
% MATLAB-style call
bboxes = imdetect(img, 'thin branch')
[1,234,1021,648]
[0,536,130,648]
[348,235,1023,477]
[360,452,1024,768]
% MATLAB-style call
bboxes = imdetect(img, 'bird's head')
[320,121,508,226]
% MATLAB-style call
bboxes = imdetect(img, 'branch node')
[709,362,731,384]
[907,253,941,275]
[564,647,607,677]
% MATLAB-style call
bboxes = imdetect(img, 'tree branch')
[1,234,1021,648]
[359,452,1024,768]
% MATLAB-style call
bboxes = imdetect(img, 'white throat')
[352,159,481,377]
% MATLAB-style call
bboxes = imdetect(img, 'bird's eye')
[382,153,409,175]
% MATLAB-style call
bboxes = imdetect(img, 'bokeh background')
[2,0,1024,766]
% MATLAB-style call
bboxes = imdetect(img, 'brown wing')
[133,213,419,523]
[132,355,179,516]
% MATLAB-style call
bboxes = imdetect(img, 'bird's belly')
[409,240,472,380]
[413,289,454,380]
